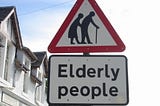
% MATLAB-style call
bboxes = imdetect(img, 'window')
[0,34,6,77]
[0,35,4,47]
[31,68,42,85]
[24,58,30,70]
[37,72,42,101]
[23,72,28,93]
[3,40,16,82]
[25,58,29,68]
[4,45,9,81]
[20,57,31,73]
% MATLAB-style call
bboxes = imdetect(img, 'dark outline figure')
[68,13,83,44]
[81,11,99,44]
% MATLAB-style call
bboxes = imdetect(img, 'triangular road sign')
[48,0,125,53]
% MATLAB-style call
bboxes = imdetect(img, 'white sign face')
[48,55,129,105]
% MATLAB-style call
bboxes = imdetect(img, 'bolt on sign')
[48,55,129,105]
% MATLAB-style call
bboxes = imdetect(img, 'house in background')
[31,51,48,105]
[0,6,48,106]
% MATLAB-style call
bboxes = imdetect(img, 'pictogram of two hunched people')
[68,11,100,44]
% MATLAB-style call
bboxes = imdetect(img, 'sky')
[1,0,160,106]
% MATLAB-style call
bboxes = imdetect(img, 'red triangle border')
[48,0,125,53]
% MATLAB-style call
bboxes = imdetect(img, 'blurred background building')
[0,6,48,106]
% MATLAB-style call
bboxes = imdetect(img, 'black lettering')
[92,86,101,99]
[58,86,68,99]
[81,86,90,96]
[58,64,67,77]
[70,86,79,96]
[103,83,108,96]
[70,64,75,77]
[110,86,118,96]
[105,64,110,78]
[87,68,96,78]
[111,68,120,81]
[97,68,103,78]
[76,64,86,78]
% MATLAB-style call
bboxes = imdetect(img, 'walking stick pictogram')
[95,28,98,44]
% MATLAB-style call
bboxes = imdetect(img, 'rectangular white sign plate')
[48,55,129,105]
